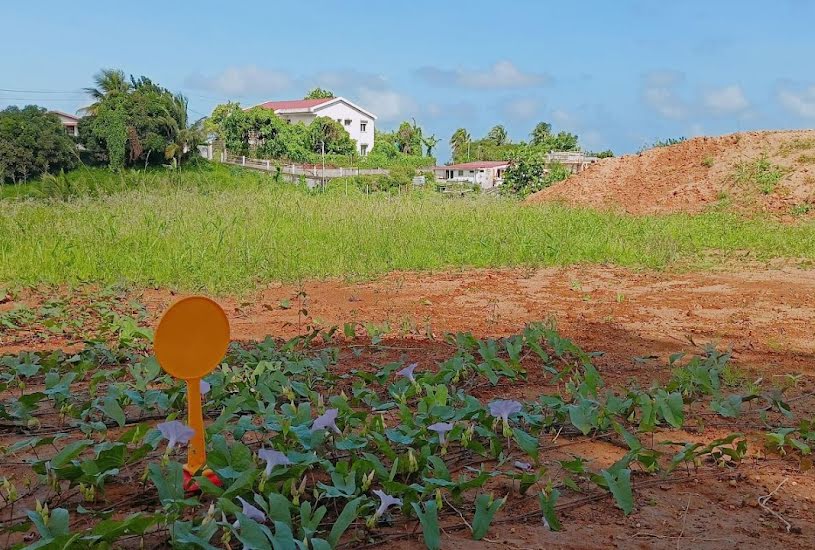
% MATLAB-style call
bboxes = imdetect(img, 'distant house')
[432,161,510,189]
[51,111,81,137]
[253,97,376,155]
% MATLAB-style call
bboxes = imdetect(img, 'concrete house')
[432,160,510,189]
[255,97,376,155]
[51,111,81,137]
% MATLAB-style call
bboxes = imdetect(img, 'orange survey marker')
[154,296,230,486]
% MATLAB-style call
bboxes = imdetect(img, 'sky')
[2,0,815,161]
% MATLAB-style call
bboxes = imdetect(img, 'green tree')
[501,150,570,197]
[208,102,249,154]
[450,128,471,160]
[81,69,133,115]
[307,116,356,155]
[0,106,79,183]
[304,88,335,99]
[530,122,552,146]
[549,131,579,152]
[487,125,509,145]
[79,70,200,169]
[395,120,422,156]
[163,94,204,167]
[422,134,440,157]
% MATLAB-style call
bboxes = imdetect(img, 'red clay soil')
[128,265,815,380]
[4,267,815,547]
[527,130,815,216]
[5,265,815,378]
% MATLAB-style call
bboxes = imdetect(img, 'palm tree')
[81,69,132,115]
[163,93,203,167]
[450,128,471,159]
[530,122,552,146]
[422,134,440,157]
[487,125,509,145]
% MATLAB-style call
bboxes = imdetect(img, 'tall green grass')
[2,165,815,293]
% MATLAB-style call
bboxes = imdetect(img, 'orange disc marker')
[154,296,230,474]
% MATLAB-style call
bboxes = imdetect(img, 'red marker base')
[182,467,223,493]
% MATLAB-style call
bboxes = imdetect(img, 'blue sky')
[3,0,815,161]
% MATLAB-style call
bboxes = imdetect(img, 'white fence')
[221,153,389,184]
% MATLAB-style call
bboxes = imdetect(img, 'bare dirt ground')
[3,266,815,548]
[527,130,815,216]
[129,265,815,381]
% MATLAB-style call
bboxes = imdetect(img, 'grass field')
[2,164,815,293]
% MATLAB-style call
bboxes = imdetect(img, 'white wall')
[313,101,375,155]
[55,113,79,137]
[434,167,507,189]
[280,113,315,125]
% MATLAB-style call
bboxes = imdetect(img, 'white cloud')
[185,65,291,96]
[502,97,541,120]
[424,101,476,120]
[703,85,749,114]
[305,70,389,91]
[641,70,688,119]
[778,84,815,118]
[416,60,551,89]
[551,109,577,128]
[689,122,705,137]
[356,88,418,122]
[581,130,604,149]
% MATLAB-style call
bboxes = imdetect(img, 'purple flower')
[200,379,211,395]
[311,409,341,434]
[396,363,418,383]
[514,461,532,471]
[258,448,291,476]
[488,399,523,422]
[428,422,454,444]
[373,489,402,518]
[157,420,195,450]
[234,496,266,527]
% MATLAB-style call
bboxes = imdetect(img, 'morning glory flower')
[396,363,418,383]
[200,379,211,395]
[428,422,454,444]
[157,420,195,450]
[311,409,341,434]
[373,489,402,519]
[258,448,291,476]
[233,496,266,527]
[488,399,523,421]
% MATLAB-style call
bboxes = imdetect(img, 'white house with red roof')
[254,97,376,155]
[432,160,510,189]
[51,110,82,137]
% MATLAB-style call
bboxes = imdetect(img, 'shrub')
[734,155,785,195]
[0,106,79,183]
[502,152,571,198]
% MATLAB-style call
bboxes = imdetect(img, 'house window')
[458,170,464,176]
[344,119,352,126]
[360,144,368,156]
[360,121,367,132]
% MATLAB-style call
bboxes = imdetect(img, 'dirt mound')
[527,130,815,215]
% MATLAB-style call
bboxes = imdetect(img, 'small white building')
[51,111,81,137]
[432,161,510,189]
[254,97,376,155]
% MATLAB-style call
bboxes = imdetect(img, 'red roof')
[256,98,333,111]
[433,161,510,170]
